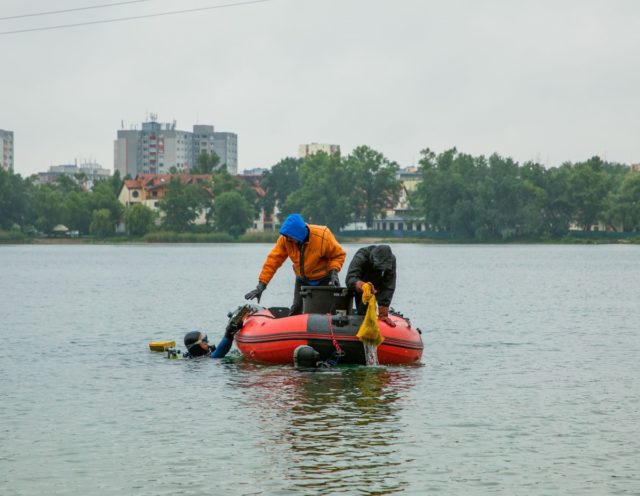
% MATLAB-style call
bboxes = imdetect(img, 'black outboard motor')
[293,345,321,368]
[300,286,352,315]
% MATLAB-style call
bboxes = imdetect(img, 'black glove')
[225,321,241,340]
[328,269,340,286]
[244,282,267,303]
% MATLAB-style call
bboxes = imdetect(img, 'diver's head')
[184,331,210,357]
[293,345,320,368]
[371,245,394,272]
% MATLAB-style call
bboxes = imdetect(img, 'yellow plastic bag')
[356,283,384,347]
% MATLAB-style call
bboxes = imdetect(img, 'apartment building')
[36,161,111,189]
[114,117,238,177]
[1,129,14,171]
[298,142,340,158]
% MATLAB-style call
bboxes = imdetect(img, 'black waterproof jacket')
[345,245,396,308]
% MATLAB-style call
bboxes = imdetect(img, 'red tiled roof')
[134,173,213,190]
[123,179,142,189]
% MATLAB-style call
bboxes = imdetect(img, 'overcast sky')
[2,0,639,176]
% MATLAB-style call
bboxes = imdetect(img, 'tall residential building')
[114,118,238,177]
[298,142,340,158]
[1,129,14,171]
[212,132,238,175]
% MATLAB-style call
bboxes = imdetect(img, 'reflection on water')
[233,364,419,495]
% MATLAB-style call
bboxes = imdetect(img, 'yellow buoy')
[148,340,176,352]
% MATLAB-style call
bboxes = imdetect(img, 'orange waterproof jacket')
[258,224,346,285]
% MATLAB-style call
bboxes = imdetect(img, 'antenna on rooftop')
[150,112,158,122]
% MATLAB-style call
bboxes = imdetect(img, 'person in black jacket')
[345,244,397,327]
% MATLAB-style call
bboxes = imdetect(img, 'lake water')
[1,243,639,495]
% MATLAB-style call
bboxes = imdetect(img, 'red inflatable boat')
[233,287,423,365]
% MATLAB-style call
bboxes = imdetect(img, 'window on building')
[398,223,404,231]
[132,191,139,198]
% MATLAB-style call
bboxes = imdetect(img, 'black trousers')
[290,275,333,315]
[354,295,367,316]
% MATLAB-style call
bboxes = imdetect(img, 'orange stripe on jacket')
[258,224,346,285]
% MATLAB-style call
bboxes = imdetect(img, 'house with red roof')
[118,174,213,225]
[118,173,277,231]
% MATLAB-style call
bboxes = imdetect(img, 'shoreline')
[2,236,638,246]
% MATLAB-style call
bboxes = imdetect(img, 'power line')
[0,0,275,36]
[0,0,155,21]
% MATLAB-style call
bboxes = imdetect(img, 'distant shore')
[2,233,639,245]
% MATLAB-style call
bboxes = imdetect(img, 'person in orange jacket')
[245,213,346,315]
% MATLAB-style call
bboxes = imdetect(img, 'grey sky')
[2,0,639,176]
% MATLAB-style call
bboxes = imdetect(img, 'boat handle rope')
[326,314,345,358]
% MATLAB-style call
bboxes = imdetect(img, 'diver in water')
[345,244,397,327]
[183,320,241,359]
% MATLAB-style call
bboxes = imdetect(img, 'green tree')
[210,168,258,222]
[414,149,548,239]
[604,171,640,231]
[90,208,114,237]
[345,146,401,227]
[414,148,486,237]
[191,151,221,174]
[475,154,545,239]
[89,180,124,225]
[53,174,82,195]
[62,191,92,234]
[211,168,253,200]
[260,157,301,217]
[568,157,611,230]
[281,152,355,231]
[158,178,208,232]
[74,172,87,184]
[213,191,254,237]
[0,168,34,229]
[33,185,65,233]
[543,164,575,237]
[107,170,123,196]
[124,203,156,235]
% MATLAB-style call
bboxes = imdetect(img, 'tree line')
[0,146,401,237]
[2,146,639,240]
[413,149,640,239]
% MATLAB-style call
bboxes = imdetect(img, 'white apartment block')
[114,118,238,177]
[36,161,111,189]
[298,142,340,158]
[1,129,14,171]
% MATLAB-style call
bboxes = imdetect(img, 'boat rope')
[327,313,344,358]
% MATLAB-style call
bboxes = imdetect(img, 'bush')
[142,231,234,243]
[0,230,27,243]
[239,231,280,243]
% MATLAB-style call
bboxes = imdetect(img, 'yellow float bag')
[149,340,176,352]
[356,283,384,347]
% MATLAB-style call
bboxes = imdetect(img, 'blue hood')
[280,213,308,242]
